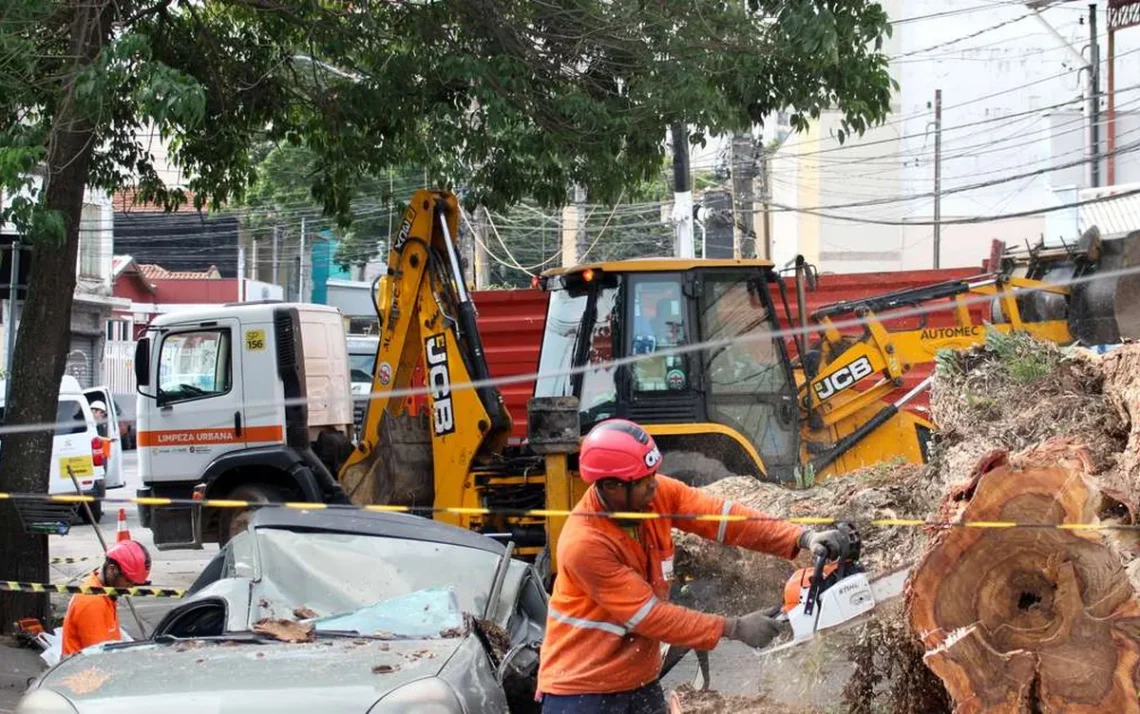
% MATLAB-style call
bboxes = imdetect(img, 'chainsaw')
[660,522,909,688]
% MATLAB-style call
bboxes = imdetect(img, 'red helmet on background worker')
[105,540,151,585]
[578,419,662,484]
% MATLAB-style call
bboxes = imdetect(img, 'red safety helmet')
[106,540,151,585]
[578,419,662,484]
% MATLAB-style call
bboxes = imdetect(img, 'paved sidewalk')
[0,638,46,713]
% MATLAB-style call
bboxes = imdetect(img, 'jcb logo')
[425,335,456,436]
[813,356,873,401]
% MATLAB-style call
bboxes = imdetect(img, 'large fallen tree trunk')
[908,440,1140,713]
[900,339,1140,713]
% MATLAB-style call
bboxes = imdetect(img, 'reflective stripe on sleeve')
[549,607,628,637]
[716,501,734,543]
[625,596,658,630]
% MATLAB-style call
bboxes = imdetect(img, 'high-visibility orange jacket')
[61,572,120,657]
[537,474,804,696]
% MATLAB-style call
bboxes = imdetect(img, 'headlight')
[15,690,79,714]
[368,678,464,714]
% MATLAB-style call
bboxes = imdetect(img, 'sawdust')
[669,685,822,714]
[292,607,317,620]
[252,618,315,643]
[673,462,929,616]
[57,667,111,695]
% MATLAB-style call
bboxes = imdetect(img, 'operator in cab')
[61,540,151,657]
[536,419,849,714]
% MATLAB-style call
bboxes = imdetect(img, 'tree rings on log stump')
[907,439,1140,713]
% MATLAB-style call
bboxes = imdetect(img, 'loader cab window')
[535,273,622,425]
[630,276,689,393]
[698,271,799,477]
[577,280,619,423]
[535,290,588,400]
[158,329,233,405]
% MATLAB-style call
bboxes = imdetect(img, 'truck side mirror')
[134,338,151,389]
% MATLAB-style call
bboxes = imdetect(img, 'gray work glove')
[798,526,854,561]
[723,611,788,649]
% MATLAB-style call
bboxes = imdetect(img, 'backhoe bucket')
[1006,228,1140,346]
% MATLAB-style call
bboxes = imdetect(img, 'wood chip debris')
[372,664,401,674]
[252,618,315,643]
[293,607,318,620]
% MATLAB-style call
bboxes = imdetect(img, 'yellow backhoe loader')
[337,189,1140,572]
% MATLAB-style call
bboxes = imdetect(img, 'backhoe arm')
[338,190,512,520]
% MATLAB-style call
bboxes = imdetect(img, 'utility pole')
[574,185,588,263]
[758,144,772,260]
[237,243,245,302]
[933,89,943,269]
[671,123,694,259]
[1090,3,1102,188]
[251,239,259,282]
[475,206,491,288]
[298,217,307,301]
[272,225,279,285]
[731,131,755,259]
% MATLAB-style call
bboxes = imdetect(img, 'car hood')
[35,636,462,713]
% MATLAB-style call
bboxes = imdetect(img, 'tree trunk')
[0,0,114,632]
[907,440,1140,713]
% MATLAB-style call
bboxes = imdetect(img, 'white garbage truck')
[133,302,355,549]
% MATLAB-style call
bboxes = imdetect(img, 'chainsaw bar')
[758,565,911,658]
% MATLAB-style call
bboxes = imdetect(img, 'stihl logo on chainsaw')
[813,356,874,401]
[425,335,456,436]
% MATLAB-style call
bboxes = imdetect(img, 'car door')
[84,386,123,489]
[142,321,246,482]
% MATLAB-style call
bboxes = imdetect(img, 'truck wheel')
[218,484,284,546]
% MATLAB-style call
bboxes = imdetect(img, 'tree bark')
[0,0,115,632]
[907,440,1140,713]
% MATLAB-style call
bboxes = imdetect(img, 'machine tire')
[218,483,285,546]
[659,450,735,487]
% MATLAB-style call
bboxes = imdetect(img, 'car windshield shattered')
[228,528,517,636]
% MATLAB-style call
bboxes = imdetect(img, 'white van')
[0,375,107,522]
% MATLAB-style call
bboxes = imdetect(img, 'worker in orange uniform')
[61,540,151,657]
[536,419,851,713]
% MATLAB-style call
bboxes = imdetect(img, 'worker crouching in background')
[61,540,151,657]
[537,419,848,714]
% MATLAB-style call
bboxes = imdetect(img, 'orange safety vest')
[61,572,120,656]
[536,475,804,697]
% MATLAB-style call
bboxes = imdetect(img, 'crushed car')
[18,508,546,714]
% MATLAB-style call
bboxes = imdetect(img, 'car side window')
[158,329,233,404]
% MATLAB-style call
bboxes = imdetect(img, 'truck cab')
[134,302,354,549]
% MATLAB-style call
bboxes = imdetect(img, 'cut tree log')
[907,439,1140,714]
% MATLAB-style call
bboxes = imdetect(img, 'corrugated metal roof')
[1079,183,1140,236]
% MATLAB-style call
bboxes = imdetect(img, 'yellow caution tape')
[0,581,185,598]
[1,491,1137,531]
